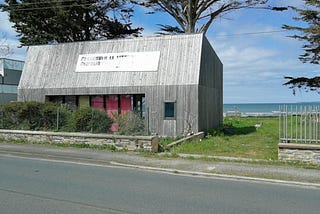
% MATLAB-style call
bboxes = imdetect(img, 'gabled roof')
[19,33,205,90]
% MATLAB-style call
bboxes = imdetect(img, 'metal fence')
[279,105,320,144]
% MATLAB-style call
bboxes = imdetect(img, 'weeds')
[171,117,279,160]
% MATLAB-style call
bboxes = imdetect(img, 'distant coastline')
[223,102,320,117]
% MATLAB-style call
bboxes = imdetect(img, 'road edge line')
[110,161,320,189]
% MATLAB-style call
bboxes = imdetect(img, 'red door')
[106,95,119,132]
[120,95,132,114]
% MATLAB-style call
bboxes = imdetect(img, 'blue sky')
[0,0,319,104]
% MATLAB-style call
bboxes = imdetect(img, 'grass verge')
[170,117,279,160]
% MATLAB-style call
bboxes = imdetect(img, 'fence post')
[1,109,3,129]
[279,105,281,143]
[295,106,298,143]
[56,106,60,131]
[91,108,94,133]
[146,107,150,135]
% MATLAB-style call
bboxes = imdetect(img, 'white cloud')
[0,11,25,60]
[0,12,17,37]
[207,18,320,103]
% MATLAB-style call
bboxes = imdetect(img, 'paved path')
[0,143,319,185]
[1,154,320,214]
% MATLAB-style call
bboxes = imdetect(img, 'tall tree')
[0,0,142,46]
[283,0,320,94]
[131,0,286,34]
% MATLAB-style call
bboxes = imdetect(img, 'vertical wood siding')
[198,37,223,131]
[19,34,222,137]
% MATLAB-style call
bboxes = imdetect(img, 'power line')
[11,4,93,11]
[213,30,288,37]
[1,0,90,7]
[0,1,96,12]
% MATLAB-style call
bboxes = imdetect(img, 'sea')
[223,102,320,116]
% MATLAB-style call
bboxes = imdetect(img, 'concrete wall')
[0,130,159,152]
[278,143,320,165]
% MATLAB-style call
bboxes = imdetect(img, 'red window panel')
[120,95,132,114]
[91,95,104,109]
[106,95,119,132]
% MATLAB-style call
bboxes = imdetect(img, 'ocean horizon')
[223,102,320,113]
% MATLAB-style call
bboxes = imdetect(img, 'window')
[164,102,176,119]
[91,95,104,109]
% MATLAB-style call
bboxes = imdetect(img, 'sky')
[0,0,319,104]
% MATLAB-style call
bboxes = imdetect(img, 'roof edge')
[26,33,205,48]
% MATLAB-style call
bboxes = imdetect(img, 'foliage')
[0,101,57,130]
[38,102,58,130]
[283,0,320,64]
[66,107,113,133]
[1,102,38,130]
[283,0,320,93]
[68,107,93,132]
[0,0,142,46]
[132,0,286,34]
[0,102,113,133]
[91,109,113,133]
[56,104,73,131]
[113,111,146,135]
[283,76,320,95]
[172,117,279,160]
[159,136,182,146]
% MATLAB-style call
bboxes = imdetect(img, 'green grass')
[171,117,279,160]
[159,137,182,146]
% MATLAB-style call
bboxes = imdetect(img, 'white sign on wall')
[75,51,160,72]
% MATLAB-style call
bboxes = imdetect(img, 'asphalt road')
[0,155,319,214]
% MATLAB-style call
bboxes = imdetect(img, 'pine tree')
[283,0,320,94]
[0,0,142,46]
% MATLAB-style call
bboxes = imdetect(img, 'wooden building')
[18,33,223,137]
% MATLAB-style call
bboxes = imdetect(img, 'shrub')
[1,102,43,130]
[38,102,57,130]
[0,102,21,129]
[21,102,42,130]
[68,107,92,132]
[66,107,113,133]
[113,111,146,136]
[56,104,73,131]
[91,109,113,133]
[0,102,117,134]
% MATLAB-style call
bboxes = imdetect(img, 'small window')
[164,102,176,119]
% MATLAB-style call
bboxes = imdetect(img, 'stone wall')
[0,130,159,152]
[278,143,320,165]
